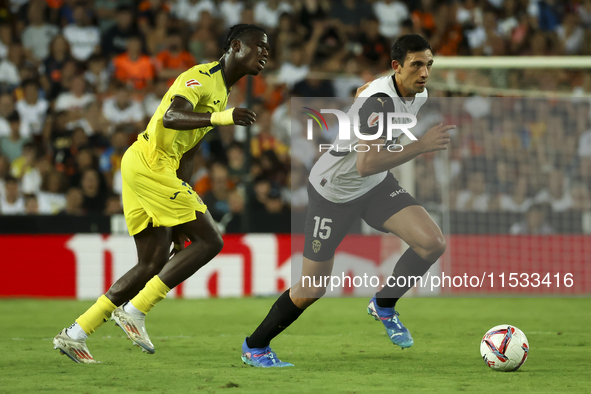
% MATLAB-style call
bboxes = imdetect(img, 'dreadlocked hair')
[223,24,267,52]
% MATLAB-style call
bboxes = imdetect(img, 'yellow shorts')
[121,144,207,236]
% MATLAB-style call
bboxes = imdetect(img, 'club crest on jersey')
[185,79,202,88]
[368,112,380,128]
[312,240,321,253]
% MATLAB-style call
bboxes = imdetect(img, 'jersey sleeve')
[168,72,207,110]
[357,93,396,139]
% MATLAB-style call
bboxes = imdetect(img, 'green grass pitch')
[0,297,590,393]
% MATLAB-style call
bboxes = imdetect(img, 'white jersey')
[309,75,428,203]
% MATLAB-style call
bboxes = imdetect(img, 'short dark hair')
[87,54,105,64]
[528,203,548,214]
[227,141,244,152]
[127,34,143,42]
[401,19,414,29]
[21,78,39,90]
[106,192,121,200]
[223,24,267,52]
[24,193,37,202]
[390,34,432,66]
[23,142,36,151]
[167,28,182,37]
[7,111,19,123]
[117,5,132,13]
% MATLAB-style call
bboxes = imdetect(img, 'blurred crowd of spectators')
[411,97,591,234]
[0,0,589,234]
[291,95,591,234]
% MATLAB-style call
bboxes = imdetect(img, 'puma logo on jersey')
[377,97,387,107]
[185,79,202,88]
[170,192,180,200]
[213,100,220,105]
[199,70,210,77]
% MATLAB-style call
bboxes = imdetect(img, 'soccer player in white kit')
[241,34,455,367]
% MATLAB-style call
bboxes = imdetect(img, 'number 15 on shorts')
[313,216,332,239]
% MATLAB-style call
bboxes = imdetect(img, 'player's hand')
[417,123,455,153]
[232,108,256,126]
[170,228,190,258]
[355,82,371,98]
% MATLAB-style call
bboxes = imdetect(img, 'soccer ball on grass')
[480,324,529,372]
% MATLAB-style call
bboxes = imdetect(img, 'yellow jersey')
[136,60,231,172]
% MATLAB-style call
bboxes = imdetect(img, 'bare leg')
[382,205,446,263]
[105,211,222,354]
[374,205,446,304]
[106,224,171,306]
[290,256,334,309]
[244,256,333,350]
[157,210,223,289]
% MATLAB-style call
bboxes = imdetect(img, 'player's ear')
[391,60,402,74]
[231,39,241,53]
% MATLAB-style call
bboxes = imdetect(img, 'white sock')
[66,322,88,341]
[124,301,146,318]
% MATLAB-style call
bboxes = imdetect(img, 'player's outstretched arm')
[356,123,454,177]
[163,96,256,130]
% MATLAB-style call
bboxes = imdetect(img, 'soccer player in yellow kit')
[53,24,270,363]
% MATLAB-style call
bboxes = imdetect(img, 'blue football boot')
[241,338,294,368]
[367,296,414,349]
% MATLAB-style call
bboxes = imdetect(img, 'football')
[480,325,529,372]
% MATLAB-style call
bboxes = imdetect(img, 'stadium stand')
[0,0,589,235]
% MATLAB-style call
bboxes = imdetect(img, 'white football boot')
[111,303,155,354]
[53,329,99,363]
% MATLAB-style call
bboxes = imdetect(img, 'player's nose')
[420,65,430,78]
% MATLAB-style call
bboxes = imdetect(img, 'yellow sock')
[130,275,171,315]
[76,295,117,335]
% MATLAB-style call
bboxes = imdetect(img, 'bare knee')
[148,261,167,276]
[134,261,166,281]
[106,259,166,302]
[186,229,224,256]
[293,280,327,299]
[305,285,327,299]
[290,284,326,309]
[430,235,447,257]
[415,234,446,262]
[209,231,224,255]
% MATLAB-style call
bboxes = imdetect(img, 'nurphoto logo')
[303,107,418,153]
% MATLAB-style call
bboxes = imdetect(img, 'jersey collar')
[211,60,231,95]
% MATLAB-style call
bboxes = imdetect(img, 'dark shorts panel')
[360,172,421,232]
[302,173,421,262]
[303,182,365,261]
